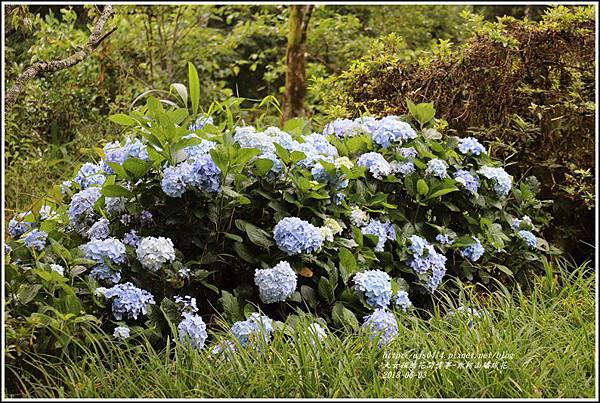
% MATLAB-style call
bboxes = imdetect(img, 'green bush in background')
[312,6,595,259]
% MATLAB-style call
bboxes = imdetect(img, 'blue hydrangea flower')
[518,230,537,249]
[81,237,127,265]
[60,180,73,194]
[478,166,513,197]
[5,245,11,255]
[357,152,393,179]
[189,115,214,131]
[426,158,448,178]
[22,229,48,251]
[361,219,395,252]
[183,139,217,161]
[458,137,486,155]
[161,164,188,198]
[103,282,156,320]
[231,313,274,347]
[391,161,415,176]
[140,210,154,226]
[90,263,121,284]
[68,187,101,225]
[174,295,198,313]
[181,154,221,193]
[436,234,454,245]
[273,217,324,255]
[303,133,338,156]
[362,309,398,347]
[105,197,127,215]
[8,212,33,238]
[255,261,297,304]
[87,218,110,240]
[399,147,418,159]
[74,163,106,189]
[113,326,130,340]
[233,126,276,153]
[350,206,370,227]
[323,118,357,138]
[50,263,65,276]
[307,323,327,343]
[445,306,483,328]
[102,142,127,174]
[460,237,485,262]
[511,216,533,231]
[210,340,237,360]
[454,169,479,194]
[124,138,149,160]
[39,205,57,220]
[394,290,412,311]
[407,236,447,292]
[371,116,417,148]
[123,230,141,247]
[353,269,392,308]
[178,312,208,349]
[136,236,176,271]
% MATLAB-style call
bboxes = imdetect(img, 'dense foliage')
[5,64,554,360]
[314,6,595,257]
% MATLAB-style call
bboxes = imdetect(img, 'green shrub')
[313,5,595,258]
[5,65,554,360]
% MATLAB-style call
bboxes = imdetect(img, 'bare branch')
[5,5,116,109]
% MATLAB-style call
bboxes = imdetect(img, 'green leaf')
[106,162,129,178]
[300,285,317,308]
[101,184,133,198]
[109,113,136,126]
[219,291,242,322]
[417,179,429,195]
[317,277,334,304]
[188,62,200,115]
[283,117,307,135]
[254,158,274,177]
[338,248,358,280]
[426,186,459,200]
[332,302,359,331]
[235,220,273,249]
[170,83,188,106]
[123,158,153,178]
[17,284,42,304]
[49,238,72,263]
[406,98,436,126]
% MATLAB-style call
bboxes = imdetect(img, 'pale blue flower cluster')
[518,230,537,249]
[183,139,217,161]
[307,323,327,343]
[353,269,392,308]
[303,133,338,156]
[254,261,297,304]
[87,218,110,240]
[8,212,33,238]
[68,187,102,226]
[22,229,48,251]
[39,205,57,220]
[103,282,156,320]
[178,312,208,349]
[74,163,105,189]
[161,155,221,197]
[426,158,448,179]
[323,118,359,138]
[394,290,413,311]
[113,326,130,340]
[478,166,512,197]
[90,264,121,284]
[391,161,415,176]
[458,137,486,155]
[361,219,395,252]
[136,236,176,271]
[188,116,214,132]
[105,197,127,215]
[102,138,149,174]
[122,230,141,247]
[511,216,533,230]
[175,295,198,313]
[210,340,237,360]
[231,313,274,347]
[140,210,154,226]
[436,234,454,245]
[60,180,73,194]
[407,235,447,292]
[50,263,65,276]
[372,116,417,148]
[273,217,324,255]
[460,237,484,262]
[362,309,398,347]
[454,169,479,194]
[357,152,393,179]
[81,238,127,265]
[445,306,483,328]
[399,147,418,159]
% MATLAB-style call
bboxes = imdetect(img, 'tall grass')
[5,259,596,398]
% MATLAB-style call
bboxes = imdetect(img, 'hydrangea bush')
[5,72,554,354]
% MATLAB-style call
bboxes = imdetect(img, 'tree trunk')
[281,5,313,125]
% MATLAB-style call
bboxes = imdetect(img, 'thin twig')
[5,5,116,108]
